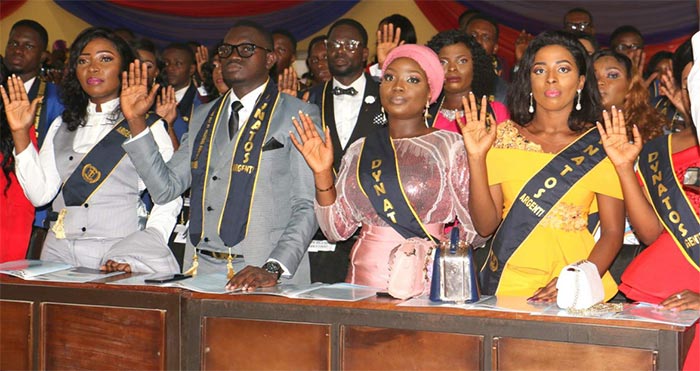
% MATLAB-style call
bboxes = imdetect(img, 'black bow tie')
[333,86,358,96]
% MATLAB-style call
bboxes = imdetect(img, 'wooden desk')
[1,277,695,370]
[0,277,182,370]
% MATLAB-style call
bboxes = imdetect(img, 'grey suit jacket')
[123,87,320,278]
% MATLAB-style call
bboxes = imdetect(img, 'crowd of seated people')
[0,9,698,369]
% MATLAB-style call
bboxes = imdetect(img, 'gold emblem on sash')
[116,126,131,137]
[81,164,101,184]
[489,250,498,272]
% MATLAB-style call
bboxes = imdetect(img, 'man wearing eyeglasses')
[610,25,645,62]
[124,20,320,290]
[563,8,595,36]
[306,19,383,284]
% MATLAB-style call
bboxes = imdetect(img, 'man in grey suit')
[122,21,319,289]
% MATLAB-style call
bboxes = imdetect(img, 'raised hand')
[0,75,42,134]
[289,111,333,174]
[376,23,403,68]
[195,45,209,81]
[278,67,299,97]
[156,85,178,127]
[121,60,159,121]
[629,49,646,77]
[458,92,496,159]
[514,30,534,63]
[596,107,642,168]
[658,66,688,118]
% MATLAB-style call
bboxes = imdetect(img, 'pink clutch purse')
[387,238,435,300]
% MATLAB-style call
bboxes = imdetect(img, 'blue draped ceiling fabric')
[416,0,697,68]
[52,0,697,66]
[54,0,359,46]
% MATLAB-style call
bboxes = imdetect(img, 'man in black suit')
[307,19,384,283]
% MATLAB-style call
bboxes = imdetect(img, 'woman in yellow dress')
[460,31,625,302]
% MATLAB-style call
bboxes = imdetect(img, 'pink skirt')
[346,223,444,290]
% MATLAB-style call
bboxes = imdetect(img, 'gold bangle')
[315,184,334,192]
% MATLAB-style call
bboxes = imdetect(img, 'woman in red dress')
[0,115,37,262]
[598,39,698,370]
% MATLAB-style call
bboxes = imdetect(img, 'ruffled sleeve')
[314,140,363,242]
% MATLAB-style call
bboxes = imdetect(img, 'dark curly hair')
[593,50,667,141]
[61,27,138,131]
[427,30,495,99]
[507,31,602,132]
[672,38,693,87]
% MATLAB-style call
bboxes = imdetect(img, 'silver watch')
[261,261,283,280]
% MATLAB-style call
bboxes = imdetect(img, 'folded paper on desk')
[0,259,125,282]
[232,283,379,301]
[109,273,379,301]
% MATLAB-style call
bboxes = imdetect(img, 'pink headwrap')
[382,44,444,104]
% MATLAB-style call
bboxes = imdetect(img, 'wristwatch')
[261,261,283,280]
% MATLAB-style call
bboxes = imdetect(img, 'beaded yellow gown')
[486,121,623,300]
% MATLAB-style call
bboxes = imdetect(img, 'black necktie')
[332,86,358,96]
[228,100,244,140]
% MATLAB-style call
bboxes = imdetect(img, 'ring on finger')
[676,293,682,299]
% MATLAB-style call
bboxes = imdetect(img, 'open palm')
[289,112,333,174]
[597,108,642,168]
[459,93,496,158]
[0,75,41,133]
[120,60,158,120]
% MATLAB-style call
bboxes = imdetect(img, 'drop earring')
[575,89,582,111]
[528,92,534,113]
[424,100,431,127]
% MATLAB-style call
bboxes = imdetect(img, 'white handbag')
[556,260,604,310]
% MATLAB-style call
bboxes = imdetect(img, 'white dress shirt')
[23,76,36,94]
[332,74,366,149]
[175,83,190,104]
[368,63,382,79]
[14,97,181,241]
[225,83,266,131]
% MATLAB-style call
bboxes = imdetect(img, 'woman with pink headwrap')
[291,44,479,290]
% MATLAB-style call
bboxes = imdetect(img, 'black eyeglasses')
[326,39,362,53]
[565,22,591,32]
[217,43,272,59]
[615,43,643,52]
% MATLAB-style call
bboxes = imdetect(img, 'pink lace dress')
[315,130,479,289]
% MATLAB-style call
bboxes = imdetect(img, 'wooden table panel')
[341,325,483,370]
[40,303,166,370]
[201,317,331,371]
[0,300,33,370]
[493,337,656,371]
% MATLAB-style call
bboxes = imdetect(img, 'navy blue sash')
[357,127,436,242]
[480,128,607,294]
[189,82,279,247]
[639,136,700,271]
[62,114,160,206]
